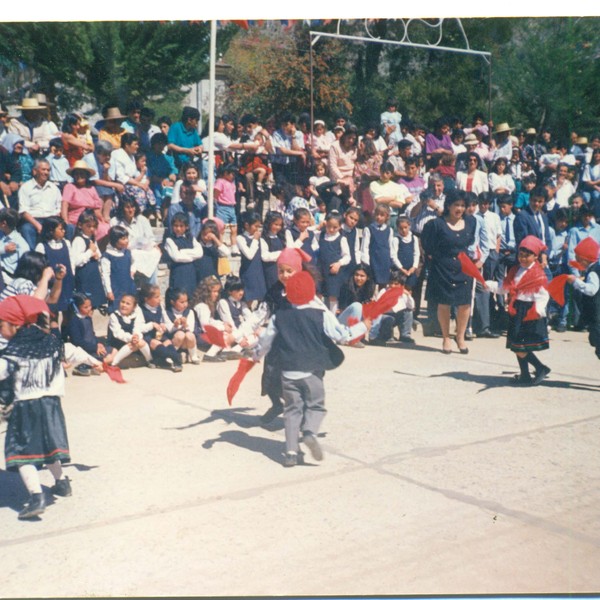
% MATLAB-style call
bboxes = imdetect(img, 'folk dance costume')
[0,296,72,520]
[72,235,106,308]
[570,237,600,359]
[486,235,550,386]
[253,271,367,466]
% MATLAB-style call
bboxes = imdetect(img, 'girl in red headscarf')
[0,295,72,520]
[486,235,551,386]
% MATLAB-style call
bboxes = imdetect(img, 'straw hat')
[526,127,537,135]
[464,133,478,146]
[66,160,96,177]
[17,98,44,111]
[31,93,54,107]
[103,107,126,121]
[493,122,513,135]
[510,135,519,147]
[576,136,588,145]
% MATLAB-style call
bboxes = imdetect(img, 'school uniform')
[238,232,267,302]
[64,309,112,360]
[166,305,202,347]
[140,303,173,344]
[195,241,227,283]
[318,231,350,298]
[285,226,319,263]
[261,234,285,292]
[391,232,420,288]
[38,239,75,313]
[361,223,394,285]
[340,223,360,283]
[107,306,153,349]
[100,246,137,314]
[72,235,106,308]
[164,234,203,298]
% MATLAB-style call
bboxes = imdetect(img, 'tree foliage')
[0,21,235,112]
[224,27,352,121]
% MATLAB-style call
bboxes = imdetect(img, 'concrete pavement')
[1,326,599,596]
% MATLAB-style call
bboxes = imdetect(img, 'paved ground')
[1,323,600,597]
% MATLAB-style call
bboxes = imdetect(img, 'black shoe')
[202,354,226,363]
[18,493,46,520]
[73,364,91,377]
[303,432,324,461]
[512,373,532,386]
[464,330,474,341]
[368,338,387,347]
[478,329,500,339]
[260,404,283,424]
[51,477,72,497]
[220,351,243,360]
[531,365,551,386]
[399,336,415,344]
[283,452,299,467]
[555,324,567,333]
[171,363,183,373]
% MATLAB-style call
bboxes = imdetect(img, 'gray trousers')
[281,372,327,453]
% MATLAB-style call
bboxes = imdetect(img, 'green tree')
[224,27,352,121]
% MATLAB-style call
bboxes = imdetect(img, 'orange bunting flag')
[201,325,227,348]
[546,274,570,306]
[227,359,255,405]
[103,363,126,383]
[457,252,486,285]
[362,286,404,320]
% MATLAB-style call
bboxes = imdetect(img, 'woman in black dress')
[421,190,477,354]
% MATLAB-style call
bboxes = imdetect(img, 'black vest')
[274,306,343,372]
[581,263,600,326]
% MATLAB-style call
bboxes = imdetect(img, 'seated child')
[107,293,155,368]
[63,292,117,370]
[138,283,183,372]
[165,287,200,365]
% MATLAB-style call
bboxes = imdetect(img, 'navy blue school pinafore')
[140,303,170,344]
[396,234,418,289]
[105,249,136,313]
[74,236,106,308]
[166,305,201,340]
[226,297,245,329]
[107,311,134,348]
[195,242,219,283]
[340,226,358,281]
[262,234,285,291]
[43,241,74,313]
[369,224,392,285]
[240,233,267,302]
[168,235,197,298]
[319,234,345,298]
[289,227,317,264]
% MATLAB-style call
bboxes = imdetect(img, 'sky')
[3,2,599,22]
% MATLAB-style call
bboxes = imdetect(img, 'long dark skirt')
[5,395,70,471]
[507,300,549,353]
